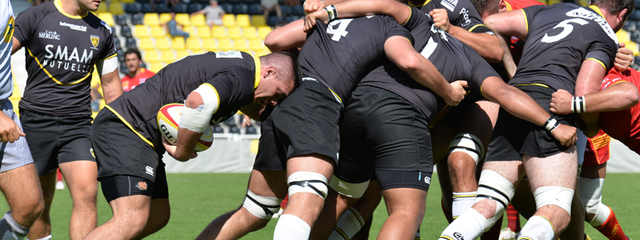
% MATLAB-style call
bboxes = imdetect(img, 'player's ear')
[617,8,628,22]
[264,66,277,79]
[498,0,507,12]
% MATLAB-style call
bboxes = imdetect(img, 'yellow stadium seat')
[577,0,588,6]
[186,37,203,51]
[256,49,270,57]
[222,15,236,27]
[160,13,172,23]
[197,26,212,38]
[150,26,166,38]
[249,39,265,51]
[120,0,134,4]
[138,37,155,50]
[144,13,160,26]
[251,15,267,27]
[625,41,639,56]
[161,50,176,63]
[617,30,630,42]
[172,37,186,50]
[227,27,242,40]
[535,0,547,4]
[236,14,250,27]
[218,39,233,51]
[145,50,160,62]
[212,26,227,39]
[234,39,248,51]
[109,2,124,15]
[191,14,207,27]
[134,25,150,38]
[176,50,190,59]
[183,26,196,36]
[147,61,165,73]
[257,26,271,40]
[243,26,257,39]
[203,38,218,51]
[95,2,108,13]
[547,0,561,4]
[176,13,190,26]
[155,37,171,50]
[98,13,114,26]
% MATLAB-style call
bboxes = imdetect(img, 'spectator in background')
[262,0,282,21]
[162,12,190,39]
[191,0,225,27]
[122,49,156,92]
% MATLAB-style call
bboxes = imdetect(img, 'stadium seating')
[110,2,125,15]
[124,3,139,13]
[176,13,191,26]
[248,3,262,15]
[197,26,212,38]
[134,25,150,38]
[138,38,155,50]
[257,26,271,39]
[161,50,176,63]
[176,49,190,59]
[98,13,115,26]
[222,14,236,27]
[144,13,161,26]
[243,26,257,39]
[218,38,233,51]
[125,37,137,49]
[172,37,186,50]
[191,14,207,27]
[151,26,166,38]
[236,14,251,27]
[186,37,203,51]
[212,25,228,38]
[144,50,160,63]
[251,15,266,26]
[188,3,203,14]
[95,2,109,13]
[155,38,172,50]
[115,14,128,25]
[203,38,218,51]
[227,26,243,39]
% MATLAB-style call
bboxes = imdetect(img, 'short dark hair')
[125,48,142,61]
[261,51,302,88]
[470,0,499,15]
[592,0,635,20]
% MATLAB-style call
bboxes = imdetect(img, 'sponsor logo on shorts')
[145,166,154,176]
[136,182,148,191]
[90,148,95,158]
[453,232,464,240]
[424,176,431,184]
[38,30,60,40]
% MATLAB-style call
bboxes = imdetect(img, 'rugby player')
[0,1,44,239]
[550,67,639,240]
[84,51,300,240]
[121,48,155,92]
[11,0,122,238]
[196,11,468,239]
[439,0,633,238]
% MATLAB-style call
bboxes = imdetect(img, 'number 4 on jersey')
[327,19,353,42]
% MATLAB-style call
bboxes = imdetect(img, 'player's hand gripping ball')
[157,103,214,152]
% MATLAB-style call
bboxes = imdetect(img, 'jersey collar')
[408,0,431,8]
[588,5,606,19]
[253,55,261,90]
[55,0,89,19]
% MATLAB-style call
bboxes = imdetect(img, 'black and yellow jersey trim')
[101,52,117,60]
[105,105,155,149]
[468,24,489,32]
[521,9,529,33]
[408,0,432,8]
[586,57,607,70]
[26,46,93,86]
[403,6,413,26]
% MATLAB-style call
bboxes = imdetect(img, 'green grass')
[0,173,637,239]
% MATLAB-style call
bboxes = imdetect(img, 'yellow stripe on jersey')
[588,5,606,19]
[101,53,117,60]
[26,47,93,86]
[253,54,261,90]
[586,58,606,70]
[522,9,529,33]
[408,0,432,8]
[54,0,88,19]
[468,24,488,32]
[105,105,155,149]
[515,83,550,88]
[403,6,413,26]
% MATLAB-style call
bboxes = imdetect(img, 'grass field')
[1,172,637,239]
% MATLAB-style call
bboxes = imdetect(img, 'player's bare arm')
[98,69,123,104]
[10,37,21,54]
[384,36,467,106]
[484,10,528,41]
[551,82,639,114]
[575,59,608,137]
[303,0,346,13]
[264,20,306,52]
[304,0,412,31]
[0,112,25,143]
[481,76,577,146]
[498,34,517,79]
[430,8,503,62]
[615,43,633,71]
[165,91,206,161]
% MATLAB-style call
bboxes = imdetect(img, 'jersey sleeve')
[13,7,40,46]
[99,21,117,60]
[601,68,629,90]
[521,5,546,33]
[384,16,414,43]
[203,66,255,122]
[451,0,491,33]
[402,6,428,31]
[584,35,617,72]
[465,45,500,98]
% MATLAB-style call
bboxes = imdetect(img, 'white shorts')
[0,100,34,172]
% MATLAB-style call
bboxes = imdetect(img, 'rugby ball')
[157,103,214,152]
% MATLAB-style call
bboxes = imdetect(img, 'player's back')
[510,3,618,94]
[298,15,412,103]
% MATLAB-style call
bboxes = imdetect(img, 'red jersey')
[121,68,155,92]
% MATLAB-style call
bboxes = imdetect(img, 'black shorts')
[100,166,169,202]
[376,170,431,192]
[335,86,433,190]
[253,80,343,170]
[19,109,95,176]
[486,85,574,160]
[92,110,163,182]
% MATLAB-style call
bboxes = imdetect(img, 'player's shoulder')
[86,12,114,35]
[16,2,56,20]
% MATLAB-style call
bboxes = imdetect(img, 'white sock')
[452,191,477,219]
[0,212,29,240]
[328,207,364,240]
[439,208,485,240]
[273,214,311,240]
[28,236,51,240]
[518,216,555,240]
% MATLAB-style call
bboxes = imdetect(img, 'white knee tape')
[329,175,369,198]
[476,170,515,227]
[242,190,283,219]
[288,171,329,199]
[329,207,365,240]
[534,186,574,216]
[449,133,484,164]
[578,177,604,215]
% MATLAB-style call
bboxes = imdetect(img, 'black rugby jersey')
[410,0,492,34]
[360,8,498,121]
[107,51,259,149]
[14,0,117,116]
[297,15,413,103]
[509,4,618,94]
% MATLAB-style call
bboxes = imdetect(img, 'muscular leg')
[134,198,170,240]
[378,188,426,240]
[59,161,98,240]
[196,169,288,240]
[0,163,44,235]
[27,171,56,240]
[84,195,151,239]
